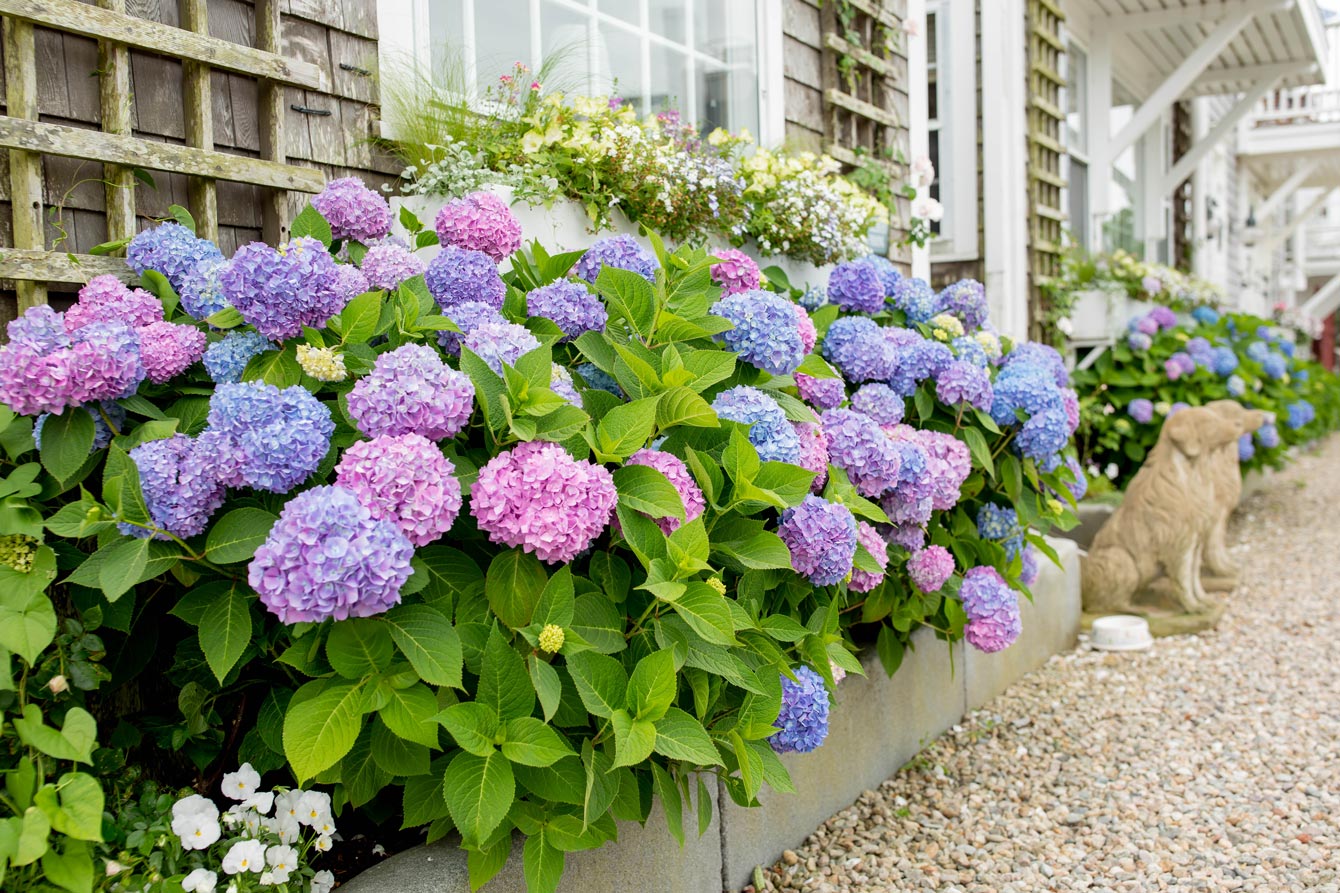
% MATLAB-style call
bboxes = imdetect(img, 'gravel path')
[754,438,1340,893]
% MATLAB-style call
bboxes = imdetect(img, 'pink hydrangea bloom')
[138,321,206,383]
[907,545,954,592]
[434,191,522,263]
[65,276,163,331]
[849,521,889,593]
[311,177,392,244]
[471,441,617,563]
[794,304,817,355]
[710,248,761,295]
[335,434,462,546]
[625,448,705,535]
[793,421,830,492]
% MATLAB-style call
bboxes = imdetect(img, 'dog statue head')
[1204,399,1266,439]
[1161,404,1250,459]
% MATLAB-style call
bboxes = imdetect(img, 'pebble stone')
[746,440,1340,893]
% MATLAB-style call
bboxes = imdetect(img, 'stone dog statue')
[1082,401,1266,615]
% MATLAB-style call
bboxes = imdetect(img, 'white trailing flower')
[912,196,945,223]
[911,155,936,188]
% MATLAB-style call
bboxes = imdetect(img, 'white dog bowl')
[1090,615,1154,652]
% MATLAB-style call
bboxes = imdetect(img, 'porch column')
[981,0,1029,338]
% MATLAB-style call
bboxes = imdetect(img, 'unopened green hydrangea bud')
[707,577,727,595]
[538,624,565,654]
[296,344,347,382]
[1047,497,1063,515]
[0,534,38,573]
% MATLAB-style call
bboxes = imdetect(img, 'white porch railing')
[1249,87,1340,128]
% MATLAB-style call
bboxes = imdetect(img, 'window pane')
[1067,156,1089,248]
[650,43,689,112]
[928,130,942,235]
[1066,45,1087,154]
[475,0,531,84]
[696,0,755,62]
[599,0,640,28]
[593,20,644,111]
[428,0,465,79]
[927,10,937,66]
[694,0,758,134]
[650,0,688,45]
[543,1,592,94]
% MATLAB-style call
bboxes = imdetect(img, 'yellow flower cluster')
[296,345,347,383]
[538,624,565,653]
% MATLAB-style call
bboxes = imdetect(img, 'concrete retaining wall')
[342,539,1082,893]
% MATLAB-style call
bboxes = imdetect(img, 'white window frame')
[1062,37,1090,251]
[925,0,979,263]
[376,0,786,146]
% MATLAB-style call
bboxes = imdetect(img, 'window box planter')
[338,541,1081,893]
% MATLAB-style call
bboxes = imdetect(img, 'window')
[925,0,978,261]
[379,0,776,140]
[1063,43,1089,250]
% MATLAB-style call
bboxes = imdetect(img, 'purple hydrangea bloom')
[425,245,506,311]
[1061,387,1080,434]
[120,433,231,539]
[577,363,623,397]
[1165,352,1195,380]
[977,503,1023,557]
[0,317,144,415]
[793,421,829,491]
[710,290,804,375]
[863,254,902,298]
[849,520,889,593]
[1015,409,1069,466]
[626,449,705,535]
[1286,401,1314,430]
[1211,347,1239,376]
[464,320,541,374]
[550,364,581,406]
[333,265,370,302]
[1019,546,1040,587]
[1168,402,1190,417]
[795,372,846,410]
[1256,422,1280,449]
[1238,433,1255,461]
[825,322,896,383]
[437,300,502,355]
[798,285,827,310]
[893,277,938,322]
[66,276,163,331]
[347,343,474,440]
[712,386,801,464]
[433,191,522,262]
[959,566,1022,653]
[249,485,413,624]
[527,280,608,341]
[935,360,993,411]
[820,408,902,497]
[936,279,989,331]
[1262,353,1288,380]
[1128,398,1154,424]
[1148,306,1177,330]
[1185,337,1214,367]
[822,316,879,359]
[220,238,347,340]
[777,495,857,586]
[126,222,224,293]
[885,522,927,552]
[311,177,393,244]
[206,381,333,492]
[827,260,884,314]
[471,441,617,563]
[203,331,275,383]
[922,430,971,511]
[850,383,904,425]
[178,257,229,320]
[908,545,955,592]
[1057,454,1088,502]
[573,235,658,284]
[1132,314,1159,337]
[360,241,425,291]
[795,305,817,355]
[335,433,462,546]
[709,248,761,295]
[9,304,70,351]
[138,321,206,383]
[1127,331,1153,351]
[769,666,830,754]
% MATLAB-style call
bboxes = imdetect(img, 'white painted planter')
[1067,288,1151,343]
[340,540,1082,893]
[390,185,835,292]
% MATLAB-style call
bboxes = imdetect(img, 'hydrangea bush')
[0,184,1077,893]
[1071,305,1340,489]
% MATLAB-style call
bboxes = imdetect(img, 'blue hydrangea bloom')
[1262,353,1287,380]
[827,260,884,314]
[1286,401,1314,430]
[977,503,1023,560]
[1191,305,1220,325]
[850,383,904,425]
[178,256,229,320]
[126,222,224,293]
[1211,347,1239,376]
[768,665,830,754]
[1278,340,1296,358]
[777,495,857,586]
[1059,454,1088,502]
[936,279,989,331]
[206,381,333,493]
[1238,433,1255,461]
[893,277,939,322]
[1128,398,1154,424]
[1003,342,1069,388]
[203,332,275,383]
[862,254,902,298]
[822,316,879,358]
[1185,337,1214,367]
[798,285,828,310]
[1257,421,1281,449]
[1015,408,1069,466]
[1226,375,1246,397]
[1127,331,1152,351]
[712,386,801,464]
[576,363,624,397]
[34,402,124,452]
[526,280,608,341]
[1245,341,1270,364]
[990,364,1064,427]
[951,335,990,368]
[820,408,902,497]
[935,360,993,411]
[120,433,235,539]
[573,235,658,284]
[711,290,804,374]
[424,245,505,310]
[824,320,895,383]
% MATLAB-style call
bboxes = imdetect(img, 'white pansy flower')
[221,840,266,875]
[311,870,336,893]
[314,835,333,853]
[241,791,275,815]
[172,796,221,851]
[296,791,332,828]
[221,764,261,801]
[182,868,218,893]
[266,845,298,876]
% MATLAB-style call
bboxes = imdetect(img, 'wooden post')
[255,0,289,246]
[97,0,136,243]
[180,0,218,241]
[3,16,47,308]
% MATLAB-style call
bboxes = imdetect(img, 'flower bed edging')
[341,540,1081,893]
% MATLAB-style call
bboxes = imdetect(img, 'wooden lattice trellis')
[1171,99,1194,270]
[820,0,911,260]
[0,0,327,312]
[1026,0,1066,336]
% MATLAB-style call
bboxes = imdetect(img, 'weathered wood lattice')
[1171,99,1195,271]
[1025,0,1066,336]
[0,0,327,312]
[819,0,911,262]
